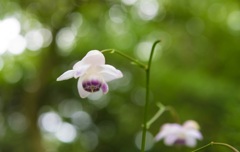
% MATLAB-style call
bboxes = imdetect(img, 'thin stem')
[145,103,180,129]
[192,142,239,152]
[147,40,161,72]
[141,40,161,152]
[101,49,147,70]
[146,103,166,129]
[166,106,181,123]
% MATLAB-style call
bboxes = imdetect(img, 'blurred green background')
[0,0,240,151]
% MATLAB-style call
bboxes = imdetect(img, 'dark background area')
[0,0,240,151]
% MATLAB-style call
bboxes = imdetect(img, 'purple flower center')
[174,139,186,145]
[82,80,102,92]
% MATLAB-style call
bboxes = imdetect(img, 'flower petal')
[183,120,200,130]
[73,60,84,70]
[185,137,197,147]
[155,131,165,141]
[101,82,109,94]
[73,50,105,70]
[99,64,123,82]
[164,135,178,146]
[77,78,91,98]
[74,64,90,78]
[155,124,181,141]
[186,129,203,140]
[57,70,75,81]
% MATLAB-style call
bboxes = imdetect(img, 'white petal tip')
[79,92,91,98]
[56,76,68,81]
[118,71,123,78]
[80,95,88,98]
[56,78,62,81]
[56,70,75,81]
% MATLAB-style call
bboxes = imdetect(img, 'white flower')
[57,50,123,98]
[155,120,202,147]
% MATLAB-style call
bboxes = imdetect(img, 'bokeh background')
[0,0,240,151]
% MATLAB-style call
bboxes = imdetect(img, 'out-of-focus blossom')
[57,50,123,98]
[155,120,202,147]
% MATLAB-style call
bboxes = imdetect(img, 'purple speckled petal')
[82,79,102,92]
[91,79,101,86]
[101,82,109,94]
[77,78,91,98]
[174,138,186,145]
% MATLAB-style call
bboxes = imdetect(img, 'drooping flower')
[57,50,123,98]
[155,120,202,147]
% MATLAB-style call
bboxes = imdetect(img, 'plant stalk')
[192,142,239,152]
[101,49,147,70]
[141,40,160,152]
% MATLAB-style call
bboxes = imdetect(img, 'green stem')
[192,142,239,152]
[141,40,161,152]
[146,103,166,129]
[101,49,147,70]
[166,106,181,123]
[145,104,181,129]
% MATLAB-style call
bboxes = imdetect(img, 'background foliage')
[0,0,240,151]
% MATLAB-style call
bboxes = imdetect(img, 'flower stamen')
[82,80,102,92]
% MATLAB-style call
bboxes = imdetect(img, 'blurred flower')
[57,50,123,98]
[155,120,202,147]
